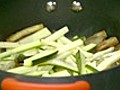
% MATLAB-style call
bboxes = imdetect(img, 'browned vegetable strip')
[85,30,107,45]
[6,24,44,42]
[96,37,119,51]
[114,44,120,51]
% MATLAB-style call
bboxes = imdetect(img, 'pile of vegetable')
[0,23,120,77]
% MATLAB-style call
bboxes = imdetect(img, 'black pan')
[0,0,120,90]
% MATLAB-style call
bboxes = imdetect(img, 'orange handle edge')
[1,78,91,90]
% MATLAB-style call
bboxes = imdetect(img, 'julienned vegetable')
[0,24,120,77]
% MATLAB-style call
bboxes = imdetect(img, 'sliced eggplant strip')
[85,30,107,45]
[6,24,44,42]
[114,44,120,51]
[96,37,119,51]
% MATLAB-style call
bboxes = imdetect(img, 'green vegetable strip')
[74,50,82,75]
[0,26,68,59]
[103,50,120,58]
[86,47,114,62]
[24,50,58,66]
[85,64,98,73]
[72,36,86,41]
[74,50,86,75]
[56,51,72,60]
[65,56,77,68]
[38,65,54,71]
[0,42,20,48]
[45,26,69,41]
[7,65,38,74]
[80,51,86,74]
[26,71,48,76]
[18,27,51,44]
[23,48,39,56]
[58,36,72,44]
[24,39,83,66]
[0,40,42,59]
[50,70,71,77]
[42,72,51,77]
[24,50,72,67]
[58,39,83,54]
[39,60,78,73]
[79,48,93,58]
[0,61,15,70]
[97,50,120,71]
[26,65,53,76]
[81,43,96,51]
[2,56,15,61]
[41,41,63,48]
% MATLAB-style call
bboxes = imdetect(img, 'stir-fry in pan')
[0,23,120,77]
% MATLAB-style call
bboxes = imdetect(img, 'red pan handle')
[1,78,91,90]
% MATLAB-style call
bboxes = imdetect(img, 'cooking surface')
[0,0,120,90]
[0,0,120,39]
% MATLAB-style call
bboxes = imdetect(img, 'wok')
[0,0,120,90]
